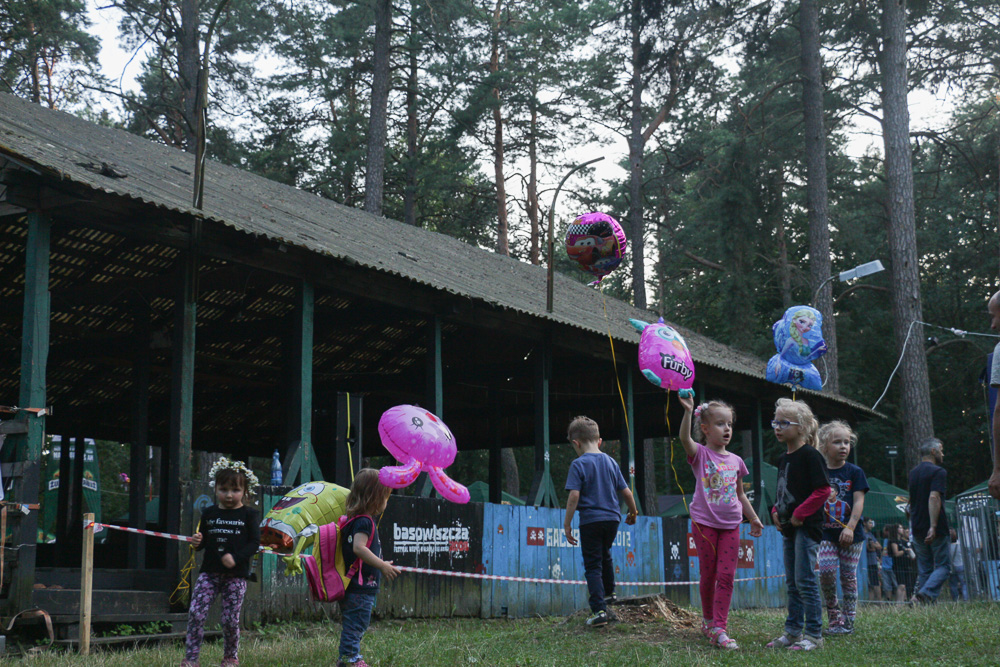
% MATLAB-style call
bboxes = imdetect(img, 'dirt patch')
[563,594,701,641]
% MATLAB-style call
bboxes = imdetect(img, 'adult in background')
[987,290,1000,501]
[907,438,951,603]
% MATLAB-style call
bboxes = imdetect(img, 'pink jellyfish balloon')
[377,405,470,504]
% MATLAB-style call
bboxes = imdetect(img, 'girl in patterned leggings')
[817,421,869,636]
[182,459,260,667]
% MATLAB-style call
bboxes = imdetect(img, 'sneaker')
[765,632,800,648]
[708,628,739,650]
[700,620,713,639]
[825,624,852,636]
[220,661,239,667]
[605,593,617,605]
[788,635,824,651]
[586,610,609,627]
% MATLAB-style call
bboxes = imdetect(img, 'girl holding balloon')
[678,395,764,650]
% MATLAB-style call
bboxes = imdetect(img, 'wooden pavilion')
[0,92,876,631]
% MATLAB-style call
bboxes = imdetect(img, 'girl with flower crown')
[677,396,763,650]
[181,458,260,667]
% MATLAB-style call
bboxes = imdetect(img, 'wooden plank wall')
[481,504,666,618]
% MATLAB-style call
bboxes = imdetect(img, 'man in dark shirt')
[907,437,951,603]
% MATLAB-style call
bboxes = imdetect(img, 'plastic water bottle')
[270,449,283,486]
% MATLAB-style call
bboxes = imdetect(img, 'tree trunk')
[880,0,934,469]
[491,0,509,256]
[404,6,419,226]
[774,170,792,309]
[364,0,392,216]
[501,447,520,497]
[800,0,838,393]
[179,0,200,152]
[28,21,41,104]
[528,100,540,265]
[628,0,646,308]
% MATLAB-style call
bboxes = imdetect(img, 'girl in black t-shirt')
[337,469,401,667]
[766,398,830,652]
[182,459,260,667]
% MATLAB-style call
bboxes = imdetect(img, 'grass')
[4,602,999,666]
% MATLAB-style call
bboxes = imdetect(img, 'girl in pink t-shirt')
[679,396,763,650]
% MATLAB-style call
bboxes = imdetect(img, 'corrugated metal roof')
[0,93,876,416]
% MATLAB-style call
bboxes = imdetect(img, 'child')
[563,415,639,627]
[678,397,763,650]
[183,458,261,667]
[337,468,401,667]
[816,421,869,635]
[766,398,830,652]
[863,518,883,602]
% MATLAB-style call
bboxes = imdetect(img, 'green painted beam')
[530,341,558,508]
[6,211,50,613]
[418,315,443,498]
[283,279,320,486]
[166,251,196,545]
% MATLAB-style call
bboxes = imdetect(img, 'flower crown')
[694,404,707,419]
[208,457,259,493]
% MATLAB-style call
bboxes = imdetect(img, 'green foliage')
[0,0,104,108]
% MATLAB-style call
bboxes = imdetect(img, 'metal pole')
[546,156,605,313]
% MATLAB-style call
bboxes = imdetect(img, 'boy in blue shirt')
[563,416,638,627]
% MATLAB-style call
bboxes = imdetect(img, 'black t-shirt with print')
[774,444,829,541]
[197,505,260,578]
[341,515,381,592]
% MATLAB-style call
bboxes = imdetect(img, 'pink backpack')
[301,514,374,602]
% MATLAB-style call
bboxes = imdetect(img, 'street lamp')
[812,260,886,306]
[886,444,899,487]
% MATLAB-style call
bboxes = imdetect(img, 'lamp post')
[546,156,605,313]
[886,444,899,487]
[812,260,886,306]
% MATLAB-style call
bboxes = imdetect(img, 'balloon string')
[602,290,636,500]
[347,392,355,484]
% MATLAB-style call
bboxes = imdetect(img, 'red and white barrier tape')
[87,522,785,588]
[397,565,785,587]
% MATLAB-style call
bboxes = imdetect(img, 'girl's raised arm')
[677,394,699,459]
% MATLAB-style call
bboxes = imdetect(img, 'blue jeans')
[580,520,618,613]
[339,590,377,663]
[912,533,951,601]
[783,529,822,638]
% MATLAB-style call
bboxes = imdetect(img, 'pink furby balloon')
[630,318,695,391]
[565,212,627,285]
[377,405,470,504]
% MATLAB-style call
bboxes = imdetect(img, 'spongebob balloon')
[766,305,827,391]
[260,481,350,575]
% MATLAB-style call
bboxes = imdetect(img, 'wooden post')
[488,387,502,504]
[416,315,443,497]
[129,306,151,569]
[529,340,558,507]
[166,251,197,574]
[79,512,94,655]
[6,211,50,612]
[619,364,640,513]
[334,392,362,488]
[282,280,322,486]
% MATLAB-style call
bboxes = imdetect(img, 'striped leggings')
[818,540,864,626]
